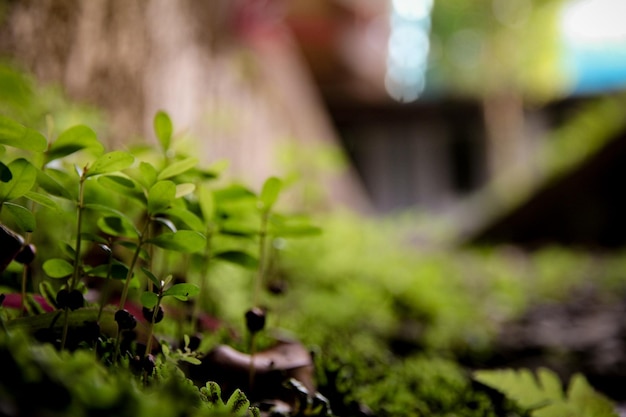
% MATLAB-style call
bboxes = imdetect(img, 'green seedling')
[139,269,199,380]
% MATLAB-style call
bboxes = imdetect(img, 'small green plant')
[0,109,324,416]
[474,367,617,417]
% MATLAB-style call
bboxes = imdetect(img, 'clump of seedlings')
[0,111,325,416]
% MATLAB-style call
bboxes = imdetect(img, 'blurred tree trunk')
[0,0,369,211]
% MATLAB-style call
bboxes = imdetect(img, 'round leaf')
[97,175,146,204]
[0,158,37,202]
[86,151,134,178]
[43,258,74,279]
[157,157,198,181]
[87,263,129,280]
[259,177,282,212]
[97,216,138,238]
[197,187,215,223]
[46,125,103,162]
[146,230,206,253]
[140,291,159,309]
[36,169,74,200]
[141,267,161,288]
[175,183,195,198]
[165,207,204,232]
[154,111,173,152]
[214,250,259,270]
[138,162,158,189]
[0,115,47,152]
[163,283,200,301]
[4,202,35,232]
[24,191,60,211]
[148,180,176,215]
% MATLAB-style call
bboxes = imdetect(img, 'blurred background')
[1,0,626,247]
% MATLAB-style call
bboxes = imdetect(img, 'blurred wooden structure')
[0,0,369,211]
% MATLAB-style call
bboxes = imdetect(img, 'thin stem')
[144,296,161,359]
[20,264,28,317]
[118,219,151,311]
[61,170,87,350]
[253,211,269,307]
[97,242,114,322]
[70,173,87,291]
[192,227,213,333]
[249,211,269,392]
[248,332,258,392]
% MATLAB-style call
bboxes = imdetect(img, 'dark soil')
[485,285,626,403]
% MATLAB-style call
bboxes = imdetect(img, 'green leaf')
[213,184,256,204]
[154,110,173,152]
[80,232,109,244]
[202,381,224,407]
[97,175,146,204]
[157,157,198,180]
[46,125,102,162]
[259,177,282,212]
[39,281,58,309]
[36,169,74,200]
[85,204,140,236]
[0,158,37,202]
[0,114,47,152]
[140,291,159,309]
[146,230,205,253]
[272,223,322,238]
[148,180,176,215]
[226,389,251,416]
[24,191,60,211]
[59,242,76,259]
[138,162,158,189]
[118,241,150,261]
[43,258,74,278]
[4,202,35,232]
[473,368,617,417]
[85,151,134,178]
[175,183,195,198]
[474,368,556,410]
[197,186,215,223]
[87,263,129,280]
[165,207,205,232]
[141,267,161,288]
[153,216,177,233]
[163,283,199,301]
[0,161,11,182]
[566,374,617,417]
[214,251,258,269]
[179,356,202,365]
[97,216,138,238]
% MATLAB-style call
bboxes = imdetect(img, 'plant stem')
[249,211,269,391]
[248,332,258,392]
[69,172,87,292]
[97,242,114,322]
[192,227,213,333]
[144,297,161,359]
[253,211,270,307]
[20,264,28,316]
[61,169,87,350]
[117,219,150,311]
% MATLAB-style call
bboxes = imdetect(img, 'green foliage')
[0,330,258,417]
[474,368,617,417]
[201,382,259,417]
[0,68,623,417]
[0,114,47,151]
[154,110,173,152]
[45,124,102,163]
